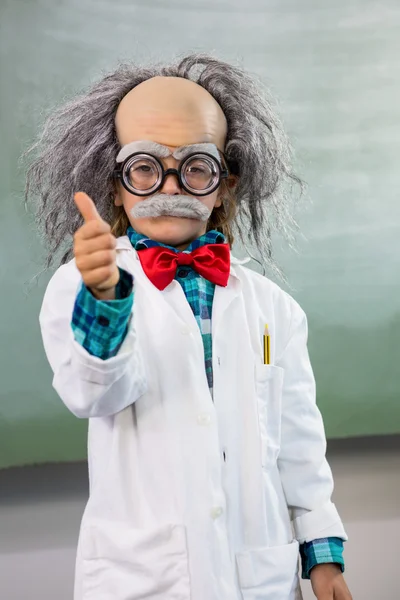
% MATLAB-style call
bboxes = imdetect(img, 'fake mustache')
[130,194,212,222]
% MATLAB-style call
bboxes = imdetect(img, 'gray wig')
[25,54,303,277]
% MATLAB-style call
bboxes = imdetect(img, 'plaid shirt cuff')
[300,537,345,580]
[71,268,134,360]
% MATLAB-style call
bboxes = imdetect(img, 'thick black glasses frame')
[114,151,230,197]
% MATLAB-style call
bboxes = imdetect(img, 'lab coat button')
[210,506,223,519]
[197,413,211,426]
[181,325,191,335]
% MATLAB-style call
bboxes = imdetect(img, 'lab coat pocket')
[255,364,284,471]
[81,520,191,600]
[236,540,300,600]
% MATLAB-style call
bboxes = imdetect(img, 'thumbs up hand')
[73,192,120,300]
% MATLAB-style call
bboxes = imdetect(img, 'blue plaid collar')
[127,226,226,253]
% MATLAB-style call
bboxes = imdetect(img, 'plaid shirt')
[300,537,345,579]
[71,227,345,579]
[71,268,134,359]
[127,226,223,393]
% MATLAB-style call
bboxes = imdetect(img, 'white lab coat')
[39,235,347,600]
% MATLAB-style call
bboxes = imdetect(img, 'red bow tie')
[137,244,231,290]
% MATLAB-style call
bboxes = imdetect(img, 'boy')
[29,55,351,600]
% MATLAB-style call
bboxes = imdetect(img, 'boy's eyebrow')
[116,141,170,163]
[172,143,220,161]
[116,141,221,163]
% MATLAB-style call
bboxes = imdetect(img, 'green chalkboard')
[1,0,399,469]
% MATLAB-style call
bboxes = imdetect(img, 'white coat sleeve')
[276,298,347,544]
[39,262,147,419]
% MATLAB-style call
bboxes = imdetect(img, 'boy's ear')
[114,184,123,207]
[227,174,239,190]
[216,174,239,206]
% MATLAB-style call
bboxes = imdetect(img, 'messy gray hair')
[25,54,303,278]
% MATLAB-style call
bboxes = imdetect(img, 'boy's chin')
[130,215,207,247]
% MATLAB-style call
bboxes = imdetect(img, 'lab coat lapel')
[212,258,243,338]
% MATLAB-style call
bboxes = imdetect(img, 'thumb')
[74,192,102,223]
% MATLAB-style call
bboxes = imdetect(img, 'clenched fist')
[73,192,120,300]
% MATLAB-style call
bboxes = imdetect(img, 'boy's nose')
[160,171,182,195]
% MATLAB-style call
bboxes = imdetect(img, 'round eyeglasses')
[114,152,229,197]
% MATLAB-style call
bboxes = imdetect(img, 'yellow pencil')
[263,324,270,365]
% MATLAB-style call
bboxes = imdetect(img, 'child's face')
[114,76,228,249]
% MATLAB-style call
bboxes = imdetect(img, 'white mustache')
[130,194,212,222]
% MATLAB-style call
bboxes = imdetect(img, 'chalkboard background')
[1,0,399,469]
